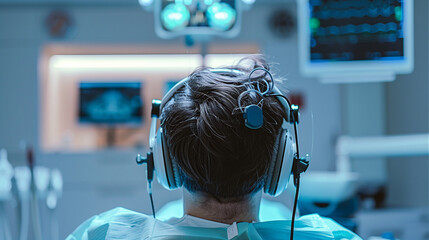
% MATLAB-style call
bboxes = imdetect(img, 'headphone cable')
[268,93,304,240]
[148,182,156,218]
[291,102,300,240]
[293,120,300,158]
[290,174,300,240]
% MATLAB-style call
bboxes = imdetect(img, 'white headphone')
[137,68,307,197]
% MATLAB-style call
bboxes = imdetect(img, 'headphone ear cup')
[160,127,182,189]
[153,127,169,189]
[264,129,282,195]
[264,128,295,196]
[273,130,295,196]
[153,127,182,190]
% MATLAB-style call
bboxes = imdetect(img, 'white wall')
[385,0,429,208]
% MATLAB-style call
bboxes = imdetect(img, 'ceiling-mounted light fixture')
[139,0,255,39]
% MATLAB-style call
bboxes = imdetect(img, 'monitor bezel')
[298,0,414,78]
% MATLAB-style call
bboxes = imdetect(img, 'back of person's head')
[161,55,287,201]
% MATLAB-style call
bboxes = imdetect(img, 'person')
[67,55,361,240]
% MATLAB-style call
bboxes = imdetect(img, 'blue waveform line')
[310,0,402,10]
[314,22,398,36]
[312,31,400,47]
[312,6,398,20]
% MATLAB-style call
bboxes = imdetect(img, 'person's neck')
[183,189,261,225]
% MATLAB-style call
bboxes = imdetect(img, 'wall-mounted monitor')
[298,0,414,83]
[78,82,143,126]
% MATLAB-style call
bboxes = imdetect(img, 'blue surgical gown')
[66,207,362,240]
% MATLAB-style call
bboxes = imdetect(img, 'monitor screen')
[78,82,143,125]
[310,0,404,62]
[298,0,414,80]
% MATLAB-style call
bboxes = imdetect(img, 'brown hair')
[161,55,287,200]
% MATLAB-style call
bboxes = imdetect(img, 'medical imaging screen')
[79,82,143,125]
[309,0,405,62]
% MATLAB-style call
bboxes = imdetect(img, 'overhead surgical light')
[206,2,236,31]
[138,0,254,39]
[161,3,190,31]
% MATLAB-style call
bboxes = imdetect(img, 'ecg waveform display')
[309,0,405,62]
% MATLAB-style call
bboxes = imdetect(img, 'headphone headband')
[159,68,292,123]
